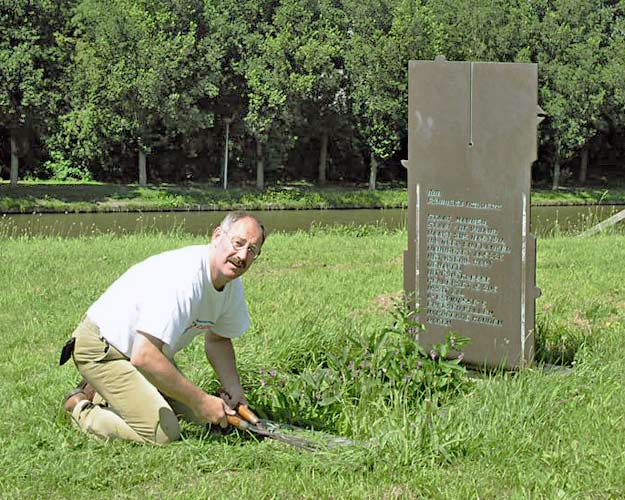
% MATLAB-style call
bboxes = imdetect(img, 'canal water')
[1,205,623,238]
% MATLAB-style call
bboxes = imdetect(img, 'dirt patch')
[382,485,422,499]
[572,310,592,331]
[373,291,403,313]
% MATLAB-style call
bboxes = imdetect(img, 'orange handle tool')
[227,415,250,430]
[238,405,260,425]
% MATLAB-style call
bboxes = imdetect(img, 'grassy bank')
[1,229,624,497]
[0,182,408,213]
[2,180,625,213]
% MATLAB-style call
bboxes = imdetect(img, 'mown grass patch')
[534,234,625,364]
[1,229,624,497]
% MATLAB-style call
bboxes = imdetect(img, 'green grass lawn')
[1,228,624,498]
[1,180,625,213]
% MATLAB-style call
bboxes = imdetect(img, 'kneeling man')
[61,211,265,444]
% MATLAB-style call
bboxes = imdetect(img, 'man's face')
[210,217,264,288]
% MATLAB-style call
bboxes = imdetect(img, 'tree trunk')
[10,129,19,187]
[318,129,328,185]
[139,149,147,186]
[369,153,377,190]
[552,157,560,190]
[579,146,589,184]
[223,119,231,190]
[256,139,264,190]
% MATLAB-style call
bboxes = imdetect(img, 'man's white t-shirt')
[87,245,250,359]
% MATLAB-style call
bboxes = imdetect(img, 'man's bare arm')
[204,333,246,408]
[131,331,233,426]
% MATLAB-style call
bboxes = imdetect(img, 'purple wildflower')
[430,349,439,361]
[269,369,277,377]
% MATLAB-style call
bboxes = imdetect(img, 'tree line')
[2,0,624,189]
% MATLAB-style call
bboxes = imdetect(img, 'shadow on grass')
[534,316,585,366]
[0,183,146,204]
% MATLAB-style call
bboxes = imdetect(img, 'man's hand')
[193,394,236,428]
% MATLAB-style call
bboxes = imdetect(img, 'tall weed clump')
[246,298,471,438]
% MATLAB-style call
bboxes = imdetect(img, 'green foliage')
[530,0,616,160]
[239,0,350,179]
[52,0,221,177]
[428,0,622,182]
[430,0,534,62]
[2,0,625,185]
[0,0,74,180]
[344,0,439,161]
[0,0,70,125]
[248,298,470,433]
[43,151,91,181]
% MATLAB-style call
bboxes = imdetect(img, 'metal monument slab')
[403,57,542,369]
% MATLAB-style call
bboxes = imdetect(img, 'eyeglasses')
[228,234,261,260]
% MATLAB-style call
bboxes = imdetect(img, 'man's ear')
[212,225,223,240]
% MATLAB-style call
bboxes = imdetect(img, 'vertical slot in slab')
[468,62,474,148]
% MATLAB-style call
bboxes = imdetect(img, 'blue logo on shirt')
[183,319,215,335]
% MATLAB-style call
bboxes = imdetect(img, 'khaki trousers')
[70,317,198,445]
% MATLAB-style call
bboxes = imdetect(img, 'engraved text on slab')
[425,190,510,327]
